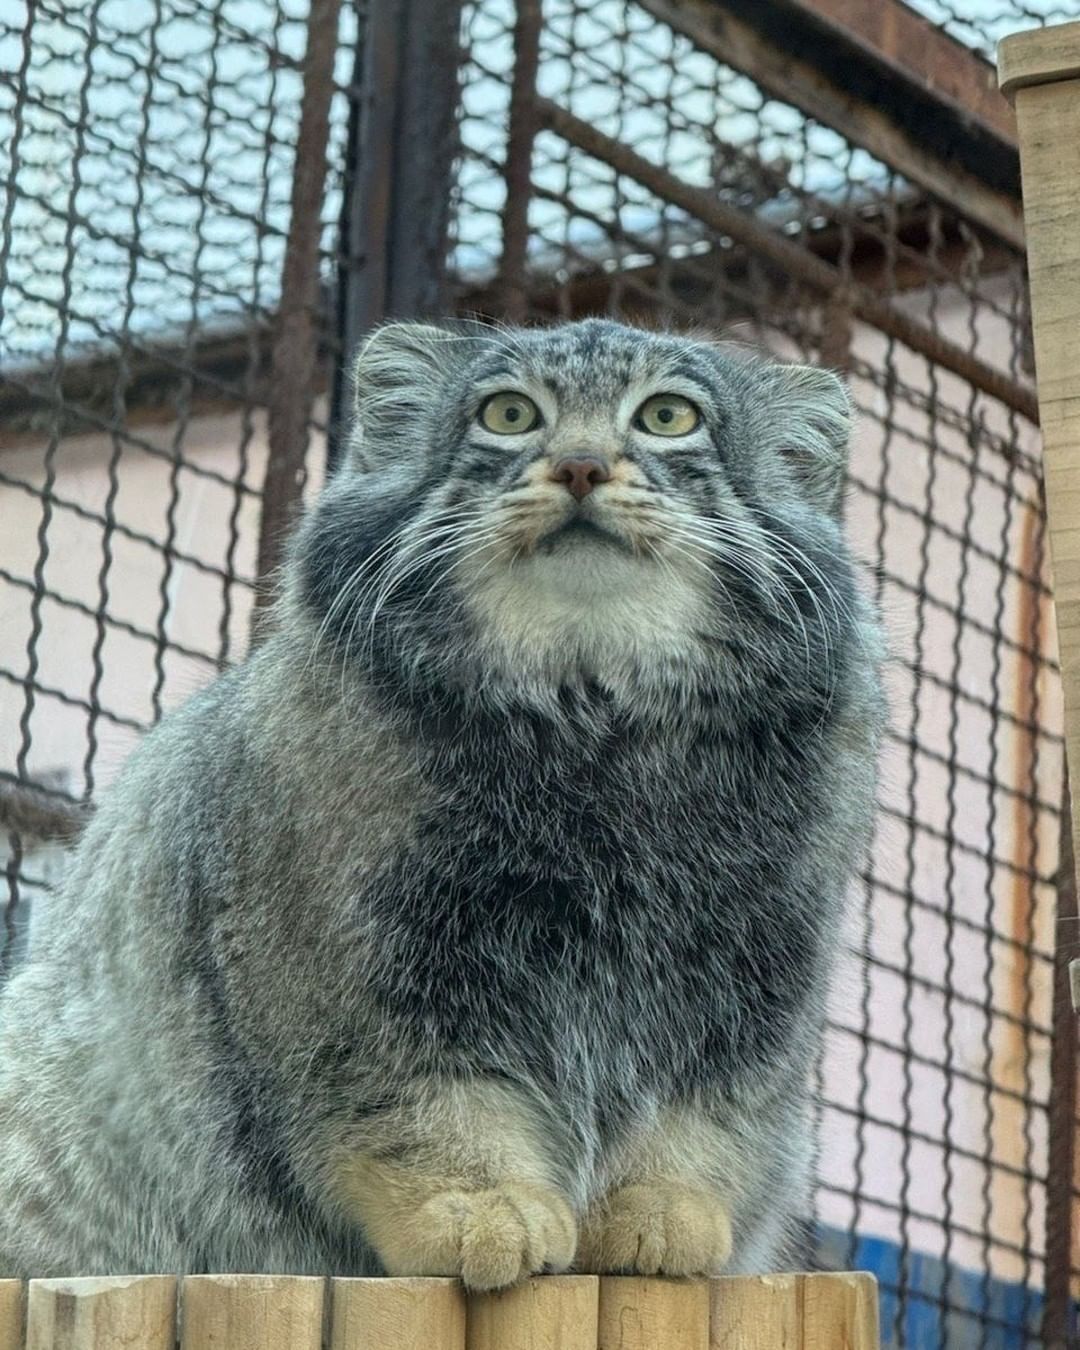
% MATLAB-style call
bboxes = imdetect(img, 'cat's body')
[0,320,884,1285]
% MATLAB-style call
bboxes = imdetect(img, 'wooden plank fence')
[0,1273,878,1349]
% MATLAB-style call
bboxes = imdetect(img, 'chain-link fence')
[905,0,1076,57]
[1,1,1077,1346]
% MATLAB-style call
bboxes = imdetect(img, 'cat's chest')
[369,862,805,1112]
[362,734,817,1094]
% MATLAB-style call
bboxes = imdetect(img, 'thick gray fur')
[0,319,885,1278]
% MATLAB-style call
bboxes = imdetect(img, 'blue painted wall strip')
[814,1225,1077,1348]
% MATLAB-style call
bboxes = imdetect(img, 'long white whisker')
[325,508,491,679]
[669,522,814,676]
[353,519,507,667]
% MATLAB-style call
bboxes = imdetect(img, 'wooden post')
[709,1273,878,1349]
[330,1277,466,1350]
[0,1282,23,1350]
[999,22,1080,860]
[998,25,1080,1348]
[24,1277,175,1350]
[466,1276,599,1350]
[4,1274,883,1348]
[598,1278,709,1350]
[180,1275,324,1350]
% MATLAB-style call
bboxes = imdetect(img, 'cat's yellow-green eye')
[635,394,701,437]
[479,391,541,434]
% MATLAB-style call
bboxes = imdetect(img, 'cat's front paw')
[576,1181,732,1277]
[377,1182,577,1291]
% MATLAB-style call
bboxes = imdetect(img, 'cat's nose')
[549,455,612,501]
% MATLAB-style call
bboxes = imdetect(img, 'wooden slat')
[999,23,1080,873]
[999,22,1080,96]
[180,1275,324,1350]
[467,1276,599,1350]
[25,1277,175,1350]
[999,22,1080,1340]
[709,1275,799,1348]
[330,1277,466,1350]
[801,1274,879,1348]
[0,1282,23,1350]
[710,1274,878,1349]
[598,1277,709,1350]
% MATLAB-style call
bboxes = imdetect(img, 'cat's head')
[295,318,859,718]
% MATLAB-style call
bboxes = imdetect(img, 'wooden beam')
[26,1278,176,1350]
[257,0,343,596]
[999,21,1080,94]
[785,0,1015,143]
[598,1278,709,1350]
[708,1274,879,1349]
[466,1277,599,1350]
[180,1276,324,1350]
[330,1278,466,1350]
[639,0,1024,250]
[1000,20,1080,842]
[999,23,1080,1345]
[0,1282,23,1350]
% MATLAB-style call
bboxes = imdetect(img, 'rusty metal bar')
[343,0,465,330]
[637,0,1024,251]
[536,97,1039,424]
[255,0,343,599]
[499,0,543,323]
[818,295,853,373]
[327,0,465,471]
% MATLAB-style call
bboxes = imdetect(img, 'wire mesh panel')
[0,0,361,965]
[452,2,1075,1344]
[903,0,1077,57]
[1,1,1079,1347]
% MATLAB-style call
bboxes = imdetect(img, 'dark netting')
[0,0,362,967]
[449,4,1073,1344]
[1,1,1078,1346]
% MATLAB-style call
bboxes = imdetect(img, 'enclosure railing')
[0,1273,879,1350]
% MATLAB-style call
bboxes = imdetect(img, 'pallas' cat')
[0,319,884,1288]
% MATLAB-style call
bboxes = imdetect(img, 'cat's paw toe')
[383,1183,577,1291]
[577,1181,732,1277]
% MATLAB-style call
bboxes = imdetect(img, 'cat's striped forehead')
[466,319,731,410]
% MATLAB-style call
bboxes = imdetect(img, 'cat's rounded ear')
[764,363,852,517]
[348,321,473,470]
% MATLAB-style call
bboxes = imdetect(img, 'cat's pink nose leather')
[549,456,612,500]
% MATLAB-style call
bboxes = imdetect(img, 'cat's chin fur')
[459,541,713,695]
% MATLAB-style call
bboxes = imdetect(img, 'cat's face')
[298,319,857,709]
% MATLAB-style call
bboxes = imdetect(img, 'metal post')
[327,0,466,472]
[256,0,344,599]
[499,0,543,323]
